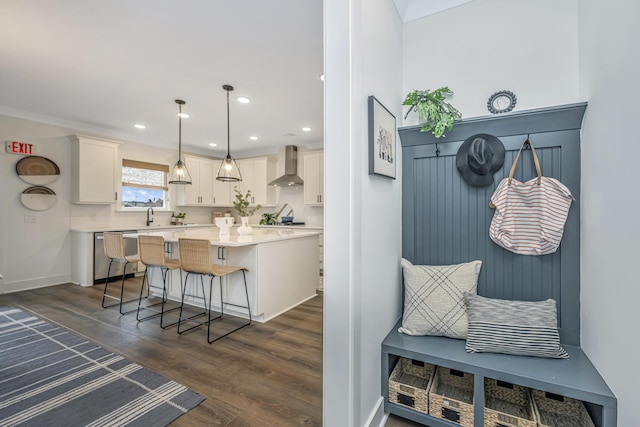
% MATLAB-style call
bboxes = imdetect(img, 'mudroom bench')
[382,322,617,426]
[390,103,617,426]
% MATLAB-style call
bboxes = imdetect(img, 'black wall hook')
[435,143,441,157]
[523,134,531,150]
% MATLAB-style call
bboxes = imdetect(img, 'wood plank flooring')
[0,279,322,426]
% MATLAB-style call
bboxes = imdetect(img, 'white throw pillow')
[399,258,482,339]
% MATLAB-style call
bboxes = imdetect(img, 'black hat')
[456,134,505,187]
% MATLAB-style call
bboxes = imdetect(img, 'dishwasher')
[93,231,138,284]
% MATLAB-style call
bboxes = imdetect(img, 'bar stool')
[101,232,140,315]
[177,238,252,343]
[136,235,183,328]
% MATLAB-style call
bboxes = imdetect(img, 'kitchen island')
[128,228,320,322]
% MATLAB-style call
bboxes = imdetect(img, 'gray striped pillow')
[464,293,569,359]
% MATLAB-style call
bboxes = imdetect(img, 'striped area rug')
[0,307,205,426]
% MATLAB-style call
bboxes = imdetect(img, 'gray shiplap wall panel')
[401,104,585,345]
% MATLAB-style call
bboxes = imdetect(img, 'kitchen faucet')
[146,207,154,226]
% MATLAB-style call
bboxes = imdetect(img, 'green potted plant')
[403,87,462,138]
[259,213,277,225]
[172,212,186,225]
[233,187,261,235]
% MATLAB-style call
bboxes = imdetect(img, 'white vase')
[215,217,234,236]
[238,216,253,235]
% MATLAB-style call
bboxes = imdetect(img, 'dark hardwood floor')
[0,279,322,426]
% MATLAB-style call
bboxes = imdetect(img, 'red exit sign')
[5,141,35,155]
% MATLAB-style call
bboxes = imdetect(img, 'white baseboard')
[0,274,71,294]
[365,396,388,427]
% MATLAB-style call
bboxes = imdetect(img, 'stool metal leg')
[177,272,214,334]
[102,259,138,314]
[207,270,252,344]
[159,268,182,329]
[136,266,176,322]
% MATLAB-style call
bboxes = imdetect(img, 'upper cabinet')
[303,151,324,206]
[176,155,274,207]
[70,134,121,204]
[236,157,276,207]
[176,155,214,206]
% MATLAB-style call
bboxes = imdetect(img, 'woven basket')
[428,366,474,426]
[531,389,595,427]
[388,358,435,414]
[484,378,537,427]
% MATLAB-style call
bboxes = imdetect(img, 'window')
[121,159,169,209]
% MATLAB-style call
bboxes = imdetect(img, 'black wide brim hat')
[456,133,505,187]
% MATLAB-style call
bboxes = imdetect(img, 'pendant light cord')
[225,85,232,158]
[175,99,186,162]
[178,103,183,161]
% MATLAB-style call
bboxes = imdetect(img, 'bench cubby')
[382,322,616,426]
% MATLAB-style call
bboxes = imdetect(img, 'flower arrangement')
[175,212,186,219]
[233,186,261,217]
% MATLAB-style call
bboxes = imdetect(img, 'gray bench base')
[382,320,617,426]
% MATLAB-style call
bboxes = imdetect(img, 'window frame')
[120,159,171,211]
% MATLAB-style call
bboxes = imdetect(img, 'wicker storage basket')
[388,358,435,414]
[531,389,596,427]
[428,366,474,426]
[484,378,537,427]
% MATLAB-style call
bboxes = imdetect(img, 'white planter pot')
[238,216,253,235]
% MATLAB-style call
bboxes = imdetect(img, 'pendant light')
[168,99,192,184]
[216,84,242,182]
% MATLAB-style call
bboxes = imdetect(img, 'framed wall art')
[368,95,396,179]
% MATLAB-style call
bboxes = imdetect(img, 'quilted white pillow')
[399,258,482,339]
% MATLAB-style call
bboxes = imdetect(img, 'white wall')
[0,116,72,292]
[402,0,580,122]
[578,0,640,425]
[324,0,403,425]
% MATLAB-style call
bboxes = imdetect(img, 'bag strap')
[508,137,542,186]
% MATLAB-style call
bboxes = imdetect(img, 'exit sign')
[5,141,35,155]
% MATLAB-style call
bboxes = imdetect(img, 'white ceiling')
[0,1,469,157]
[0,0,324,157]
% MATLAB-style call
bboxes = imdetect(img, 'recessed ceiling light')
[178,112,189,118]
[249,136,258,141]
[209,143,217,147]
[302,127,312,132]
[237,97,250,104]
[134,124,146,129]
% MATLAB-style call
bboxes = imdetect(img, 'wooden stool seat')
[177,238,252,343]
[101,232,140,315]
[136,235,183,328]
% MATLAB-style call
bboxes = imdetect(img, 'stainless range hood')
[269,145,304,187]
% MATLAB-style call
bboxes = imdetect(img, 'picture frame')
[368,95,396,179]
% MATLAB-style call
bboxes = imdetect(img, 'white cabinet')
[303,151,324,206]
[177,155,214,206]
[236,157,276,207]
[70,135,120,204]
[212,166,233,206]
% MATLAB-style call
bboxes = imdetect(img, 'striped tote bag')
[489,139,574,255]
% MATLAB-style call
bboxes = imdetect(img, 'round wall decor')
[15,155,60,185]
[20,186,57,211]
[487,90,517,114]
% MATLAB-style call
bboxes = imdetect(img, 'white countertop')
[71,223,323,233]
[70,224,212,233]
[126,228,321,247]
